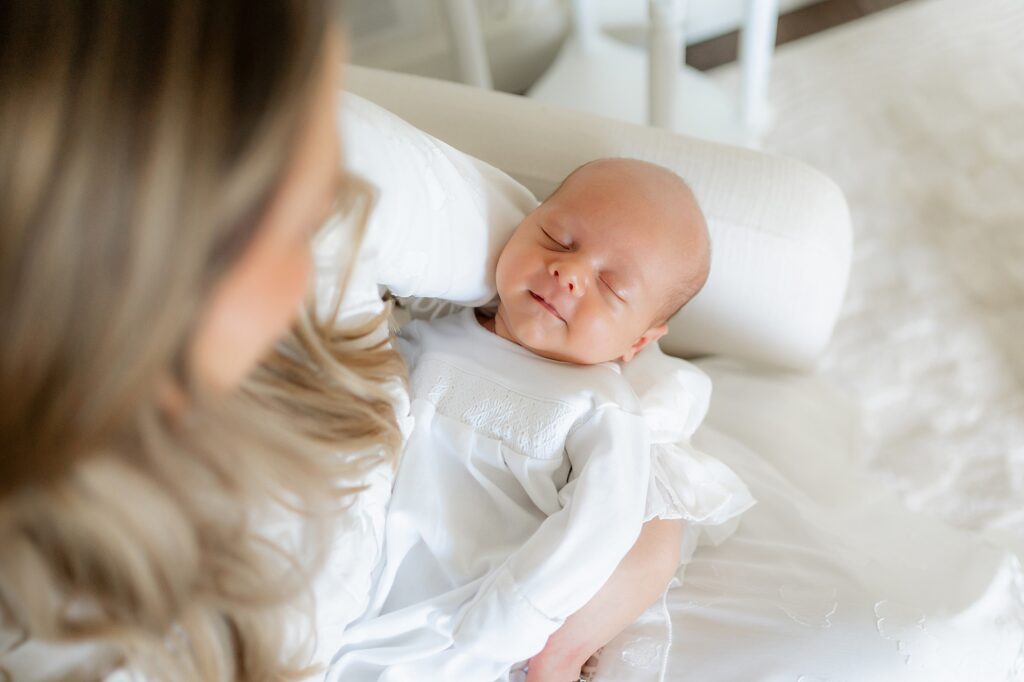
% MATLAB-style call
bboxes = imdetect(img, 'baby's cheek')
[583,314,635,361]
[493,249,521,301]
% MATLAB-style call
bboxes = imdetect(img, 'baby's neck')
[475,308,497,334]
[474,306,518,345]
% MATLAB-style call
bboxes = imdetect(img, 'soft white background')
[710,0,1024,556]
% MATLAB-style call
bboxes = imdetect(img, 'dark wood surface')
[686,0,913,71]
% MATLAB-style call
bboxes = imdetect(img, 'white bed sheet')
[592,358,1024,682]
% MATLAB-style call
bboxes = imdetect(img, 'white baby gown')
[326,308,755,681]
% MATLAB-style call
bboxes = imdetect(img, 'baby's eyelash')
[539,226,570,249]
[601,278,625,302]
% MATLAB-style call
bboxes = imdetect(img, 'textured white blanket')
[712,0,1024,551]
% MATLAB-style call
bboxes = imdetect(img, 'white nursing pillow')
[344,66,852,371]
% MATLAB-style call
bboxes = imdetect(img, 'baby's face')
[493,159,704,365]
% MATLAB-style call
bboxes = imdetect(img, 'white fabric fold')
[621,343,711,443]
[622,344,757,560]
[645,441,757,527]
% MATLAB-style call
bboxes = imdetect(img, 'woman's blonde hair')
[0,1,403,679]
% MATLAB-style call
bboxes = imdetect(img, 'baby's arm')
[526,517,684,682]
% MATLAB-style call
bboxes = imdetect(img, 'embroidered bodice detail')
[411,356,586,460]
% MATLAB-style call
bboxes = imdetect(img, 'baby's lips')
[529,290,566,322]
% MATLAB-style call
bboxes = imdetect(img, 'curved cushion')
[346,66,852,370]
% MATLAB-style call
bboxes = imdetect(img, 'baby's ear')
[620,324,668,363]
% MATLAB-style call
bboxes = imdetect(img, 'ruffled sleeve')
[621,345,757,563]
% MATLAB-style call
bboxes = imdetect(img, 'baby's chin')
[497,313,568,362]
[496,298,629,365]
[503,317,619,365]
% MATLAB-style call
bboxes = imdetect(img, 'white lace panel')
[412,356,583,460]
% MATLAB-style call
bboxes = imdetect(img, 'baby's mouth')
[529,291,565,322]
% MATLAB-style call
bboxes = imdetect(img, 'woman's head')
[1,0,339,494]
[1,2,402,679]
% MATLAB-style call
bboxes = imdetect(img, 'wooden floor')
[686,0,914,71]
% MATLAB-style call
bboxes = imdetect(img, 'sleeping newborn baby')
[329,158,717,681]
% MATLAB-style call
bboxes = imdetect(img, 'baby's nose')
[550,261,585,297]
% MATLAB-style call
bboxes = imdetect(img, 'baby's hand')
[525,639,592,682]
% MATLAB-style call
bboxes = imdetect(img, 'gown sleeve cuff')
[452,566,562,665]
[642,440,758,558]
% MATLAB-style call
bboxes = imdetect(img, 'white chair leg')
[739,0,779,139]
[648,0,686,130]
[441,0,494,89]
[570,0,600,51]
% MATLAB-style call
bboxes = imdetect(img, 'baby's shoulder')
[565,362,644,416]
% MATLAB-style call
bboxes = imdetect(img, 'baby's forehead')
[553,175,697,241]
[551,158,705,250]
[564,158,690,193]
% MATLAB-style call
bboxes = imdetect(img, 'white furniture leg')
[441,0,494,90]
[648,0,686,130]
[526,0,751,146]
[739,0,779,140]
[570,0,599,51]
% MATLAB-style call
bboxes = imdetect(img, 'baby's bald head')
[493,157,710,364]
[550,158,710,326]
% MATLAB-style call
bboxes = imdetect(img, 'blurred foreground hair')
[0,1,403,679]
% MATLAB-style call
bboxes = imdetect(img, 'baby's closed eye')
[539,225,571,250]
[600,278,626,303]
